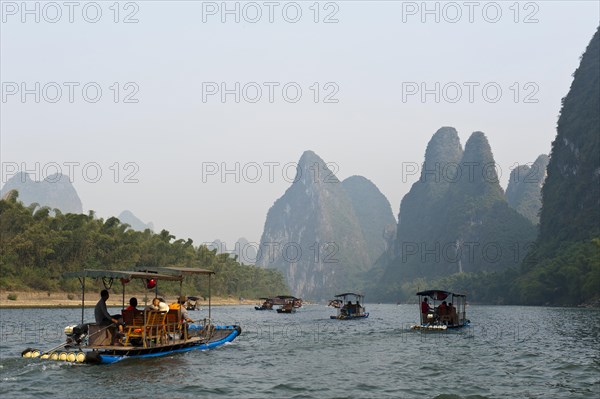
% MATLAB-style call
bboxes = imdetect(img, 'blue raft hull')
[93,325,241,364]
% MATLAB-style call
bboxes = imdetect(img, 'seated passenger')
[145,297,161,311]
[177,296,194,323]
[94,289,124,344]
[169,298,181,310]
[125,297,138,311]
[121,297,141,325]
[94,290,121,326]
[157,298,169,312]
[437,301,448,319]
[448,303,458,325]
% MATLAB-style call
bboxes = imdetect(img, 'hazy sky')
[1,1,599,247]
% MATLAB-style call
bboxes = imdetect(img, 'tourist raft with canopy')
[21,267,241,364]
[255,297,274,310]
[185,296,201,311]
[269,295,302,313]
[411,290,469,330]
[330,293,369,320]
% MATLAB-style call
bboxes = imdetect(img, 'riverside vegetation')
[0,192,289,299]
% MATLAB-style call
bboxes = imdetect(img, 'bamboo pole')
[80,277,85,325]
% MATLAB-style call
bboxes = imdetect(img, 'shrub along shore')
[0,290,258,308]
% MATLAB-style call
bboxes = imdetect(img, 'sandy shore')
[0,291,258,308]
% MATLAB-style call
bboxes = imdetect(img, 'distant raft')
[411,289,471,330]
[329,293,369,320]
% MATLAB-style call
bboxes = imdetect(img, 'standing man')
[421,297,432,324]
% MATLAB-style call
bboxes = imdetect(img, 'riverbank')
[0,291,258,308]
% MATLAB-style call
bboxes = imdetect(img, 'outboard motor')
[64,323,89,347]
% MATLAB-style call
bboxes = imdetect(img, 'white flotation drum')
[22,347,82,362]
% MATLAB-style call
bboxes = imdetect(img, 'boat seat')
[124,311,167,347]
[121,309,143,326]
[165,309,183,338]
[123,310,145,345]
[145,311,168,345]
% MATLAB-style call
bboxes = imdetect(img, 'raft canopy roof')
[334,293,364,298]
[416,290,466,299]
[137,266,215,276]
[63,269,183,282]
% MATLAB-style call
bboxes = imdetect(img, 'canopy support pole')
[208,274,212,321]
[179,279,183,323]
[143,279,148,307]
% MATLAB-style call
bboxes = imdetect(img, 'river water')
[0,305,598,398]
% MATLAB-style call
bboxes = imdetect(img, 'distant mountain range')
[256,150,396,299]
[255,142,554,301]
[506,154,549,224]
[207,238,259,265]
[118,210,154,232]
[370,128,537,301]
[1,172,83,214]
[0,173,156,234]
